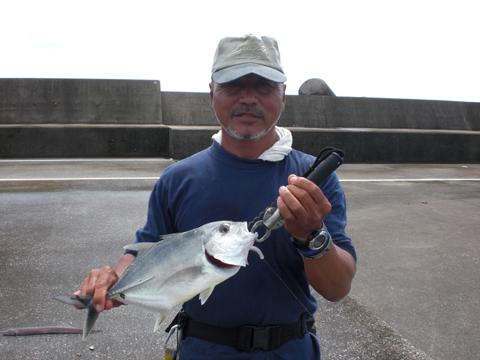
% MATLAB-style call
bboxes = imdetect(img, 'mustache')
[231,105,264,118]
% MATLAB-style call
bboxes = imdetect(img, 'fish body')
[57,220,262,339]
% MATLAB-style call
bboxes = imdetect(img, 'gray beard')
[215,115,279,142]
[222,125,271,141]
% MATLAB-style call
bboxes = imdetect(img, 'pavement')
[0,159,479,360]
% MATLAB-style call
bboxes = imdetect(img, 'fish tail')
[83,306,99,340]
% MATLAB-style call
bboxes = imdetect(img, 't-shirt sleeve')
[322,173,357,262]
[125,177,175,256]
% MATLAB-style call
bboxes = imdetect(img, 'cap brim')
[212,63,286,84]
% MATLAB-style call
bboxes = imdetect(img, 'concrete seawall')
[0,78,161,124]
[0,78,479,162]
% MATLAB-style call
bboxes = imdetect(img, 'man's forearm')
[114,253,136,277]
[304,244,356,302]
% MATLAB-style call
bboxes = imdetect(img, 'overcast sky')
[1,0,478,103]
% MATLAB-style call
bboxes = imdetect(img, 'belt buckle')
[238,325,281,351]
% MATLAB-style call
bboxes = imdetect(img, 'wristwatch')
[292,225,333,259]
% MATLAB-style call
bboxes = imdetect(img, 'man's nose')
[238,85,259,103]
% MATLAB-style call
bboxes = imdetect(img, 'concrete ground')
[0,159,479,360]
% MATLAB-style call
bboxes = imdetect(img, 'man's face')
[210,74,286,141]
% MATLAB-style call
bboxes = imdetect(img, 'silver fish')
[56,220,263,339]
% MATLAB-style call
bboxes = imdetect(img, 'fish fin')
[153,313,166,333]
[54,294,91,310]
[199,287,215,305]
[123,242,156,253]
[82,306,99,340]
[110,275,155,296]
[158,232,192,241]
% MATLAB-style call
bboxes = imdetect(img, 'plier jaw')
[250,207,283,242]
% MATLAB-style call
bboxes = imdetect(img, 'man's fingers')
[279,180,330,222]
[288,175,327,205]
[92,266,118,312]
[77,270,96,296]
[276,193,294,222]
[75,266,119,313]
[277,175,333,240]
[278,186,308,221]
[286,184,319,216]
[278,185,320,233]
[93,288,107,312]
[289,176,331,214]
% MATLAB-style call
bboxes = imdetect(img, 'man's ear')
[209,82,214,102]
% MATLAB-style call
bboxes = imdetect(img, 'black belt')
[168,312,315,352]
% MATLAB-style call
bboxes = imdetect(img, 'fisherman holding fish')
[74,35,357,359]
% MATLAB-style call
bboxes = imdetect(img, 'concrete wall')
[0,79,479,162]
[161,92,214,125]
[283,96,479,130]
[159,91,480,130]
[0,125,169,158]
[290,128,479,163]
[0,79,161,124]
[160,91,480,162]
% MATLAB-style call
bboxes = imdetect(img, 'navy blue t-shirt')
[134,141,355,357]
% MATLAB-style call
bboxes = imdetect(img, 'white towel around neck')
[211,126,292,162]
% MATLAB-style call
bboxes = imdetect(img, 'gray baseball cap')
[211,35,287,84]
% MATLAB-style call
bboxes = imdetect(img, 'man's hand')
[74,266,121,313]
[278,174,355,301]
[277,174,331,240]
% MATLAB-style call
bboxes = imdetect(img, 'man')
[76,34,356,359]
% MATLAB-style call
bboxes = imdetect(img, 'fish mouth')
[205,244,264,269]
[205,250,236,269]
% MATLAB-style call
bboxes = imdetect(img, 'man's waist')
[169,311,316,352]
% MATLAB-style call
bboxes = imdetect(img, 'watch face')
[309,233,326,250]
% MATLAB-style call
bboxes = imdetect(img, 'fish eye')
[218,223,230,234]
